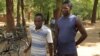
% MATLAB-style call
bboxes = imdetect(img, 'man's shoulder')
[69,14,77,18]
[42,25,51,32]
[56,17,63,22]
[42,25,49,29]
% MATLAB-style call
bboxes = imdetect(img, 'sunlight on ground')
[77,43,100,56]
[85,27,95,30]
[0,22,5,26]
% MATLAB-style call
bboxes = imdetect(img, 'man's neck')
[64,13,70,16]
[35,26,42,30]
[63,14,70,18]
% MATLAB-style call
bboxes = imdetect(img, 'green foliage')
[0,0,6,13]
[24,0,55,20]
[97,0,100,19]
[0,0,99,21]
[33,0,55,18]
[72,0,93,20]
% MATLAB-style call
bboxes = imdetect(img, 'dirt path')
[77,21,100,56]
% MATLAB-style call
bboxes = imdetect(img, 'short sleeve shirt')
[29,25,53,56]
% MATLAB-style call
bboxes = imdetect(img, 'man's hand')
[48,43,53,56]
[24,49,28,53]
[54,52,57,56]
[54,49,57,56]
[24,41,31,53]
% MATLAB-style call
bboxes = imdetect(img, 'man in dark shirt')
[54,1,87,56]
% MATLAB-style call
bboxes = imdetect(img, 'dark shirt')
[57,15,78,54]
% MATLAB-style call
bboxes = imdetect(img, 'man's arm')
[48,43,53,56]
[47,29,53,56]
[24,29,32,53]
[54,23,59,55]
[24,37,32,53]
[76,19,87,46]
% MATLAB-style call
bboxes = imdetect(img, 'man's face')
[34,16,43,28]
[62,4,71,16]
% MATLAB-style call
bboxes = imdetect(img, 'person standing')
[24,13,53,56]
[54,1,87,56]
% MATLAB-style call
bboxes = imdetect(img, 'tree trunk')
[44,11,49,25]
[91,0,98,24]
[21,0,26,27]
[17,0,21,26]
[6,0,15,32]
[20,0,27,36]
[55,0,62,20]
[27,11,32,21]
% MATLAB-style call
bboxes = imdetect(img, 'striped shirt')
[29,25,53,56]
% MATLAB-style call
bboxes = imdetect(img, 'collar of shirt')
[31,25,45,32]
[34,28,42,32]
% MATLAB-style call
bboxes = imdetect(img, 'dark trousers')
[57,53,78,56]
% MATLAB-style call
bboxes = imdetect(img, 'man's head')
[62,1,72,16]
[34,13,44,29]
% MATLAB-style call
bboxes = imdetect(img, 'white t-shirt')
[29,25,53,56]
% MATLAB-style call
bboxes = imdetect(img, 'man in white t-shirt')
[24,13,53,56]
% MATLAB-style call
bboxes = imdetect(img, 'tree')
[33,0,55,24]
[21,0,26,27]
[17,0,21,26]
[55,0,62,19]
[91,0,98,24]
[71,0,93,20]
[6,0,15,32]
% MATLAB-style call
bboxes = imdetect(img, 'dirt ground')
[76,21,100,56]
[0,21,100,56]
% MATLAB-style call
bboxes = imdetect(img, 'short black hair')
[35,13,44,21]
[63,0,73,9]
